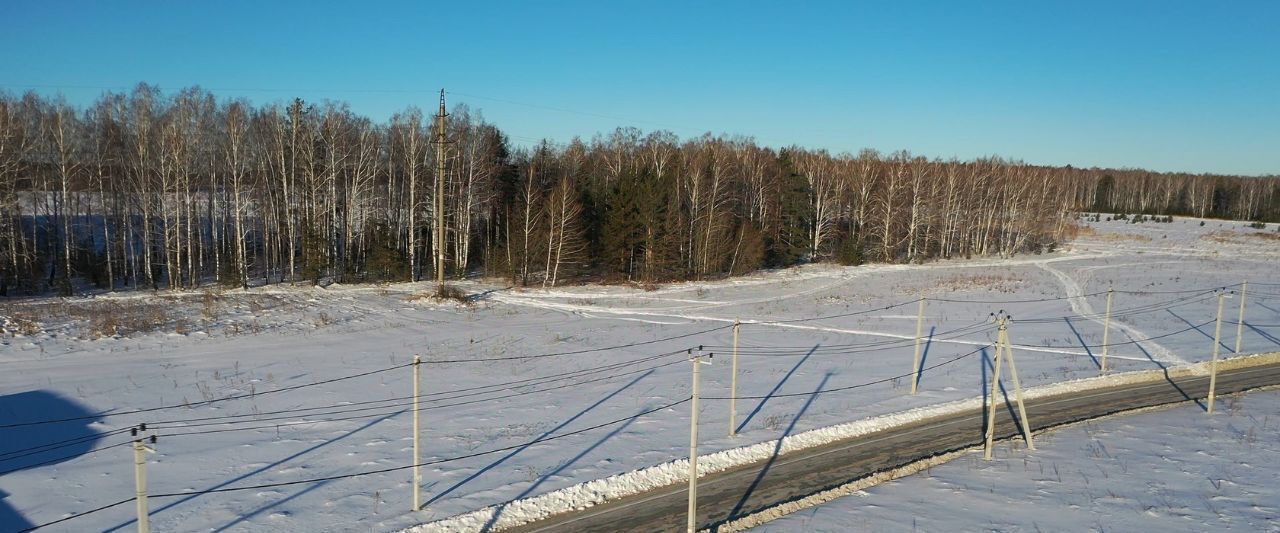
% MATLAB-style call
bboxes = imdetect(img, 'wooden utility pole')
[433,89,449,291]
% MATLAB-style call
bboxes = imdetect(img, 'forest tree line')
[0,85,1276,295]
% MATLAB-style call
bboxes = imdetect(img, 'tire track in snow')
[492,292,1099,358]
[1036,260,1185,364]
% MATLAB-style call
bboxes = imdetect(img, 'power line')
[17,497,138,532]
[148,398,690,497]
[926,290,1110,304]
[703,344,991,400]
[0,361,414,429]
[0,428,133,463]
[0,323,725,430]
[1016,290,1219,324]
[706,321,994,356]
[1010,319,1215,349]
[16,396,688,531]
[143,349,690,428]
[0,439,134,477]
[426,324,732,363]
[151,357,690,435]
[744,298,917,325]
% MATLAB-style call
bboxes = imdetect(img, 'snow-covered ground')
[1,216,1277,532]
[751,388,1280,532]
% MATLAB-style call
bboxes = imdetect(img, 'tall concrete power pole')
[434,89,449,291]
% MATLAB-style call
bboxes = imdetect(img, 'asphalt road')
[503,361,1280,532]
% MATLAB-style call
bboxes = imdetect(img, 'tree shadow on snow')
[0,390,106,532]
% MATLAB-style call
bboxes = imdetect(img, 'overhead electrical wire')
[16,396,692,532]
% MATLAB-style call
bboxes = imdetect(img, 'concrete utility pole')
[132,426,156,533]
[730,320,739,437]
[687,349,712,533]
[1207,289,1232,414]
[412,355,422,511]
[1235,281,1247,354]
[984,312,1033,460]
[911,296,926,395]
[1101,287,1114,373]
[433,89,449,292]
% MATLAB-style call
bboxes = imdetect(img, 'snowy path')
[1036,260,1184,364]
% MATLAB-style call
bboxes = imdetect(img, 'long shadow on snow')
[735,346,817,434]
[979,349,1028,442]
[1166,309,1233,352]
[1244,322,1280,347]
[723,372,833,524]
[913,327,935,390]
[426,370,653,508]
[0,390,105,532]
[207,411,406,532]
[107,410,403,532]
[480,371,657,531]
[1063,317,1101,369]
[1130,337,1206,412]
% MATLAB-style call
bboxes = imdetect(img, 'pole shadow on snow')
[736,346,817,434]
[426,370,653,507]
[108,410,404,532]
[1257,301,1280,316]
[0,390,105,533]
[480,373,655,532]
[1130,337,1206,412]
[913,327,935,391]
[979,349,1028,440]
[1063,317,1101,369]
[1165,309,1232,353]
[726,372,833,523]
[207,410,406,533]
[1245,322,1280,347]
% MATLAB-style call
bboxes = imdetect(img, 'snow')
[405,352,1280,533]
[749,387,1280,532]
[1,216,1278,532]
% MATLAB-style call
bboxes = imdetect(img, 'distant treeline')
[0,85,1276,295]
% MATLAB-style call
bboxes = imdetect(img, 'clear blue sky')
[3,0,1277,175]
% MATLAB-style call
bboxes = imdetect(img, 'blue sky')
[2,0,1277,175]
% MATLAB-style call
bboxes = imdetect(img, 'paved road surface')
[504,362,1280,532]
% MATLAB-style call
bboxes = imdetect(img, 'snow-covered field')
[752,388,1280,532]
[1,216,1278,532]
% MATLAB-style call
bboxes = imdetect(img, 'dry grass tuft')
[932,273,1026,293]
[1095,232,1152,242]
[406,284,472,305]
[1202,231,1280,245]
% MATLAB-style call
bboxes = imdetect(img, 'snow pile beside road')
[403,351,1280,532]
